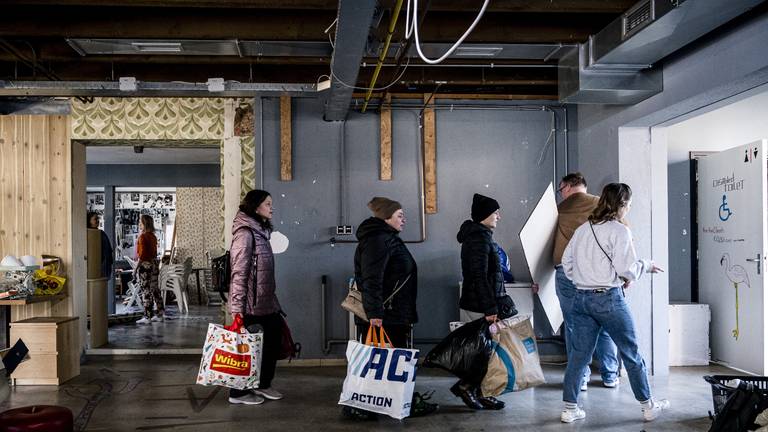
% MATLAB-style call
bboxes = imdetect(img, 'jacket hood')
[232,210,270,240]
[457,219,491,243]
[356,217,397,241]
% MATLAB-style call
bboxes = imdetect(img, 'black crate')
[704,375,768,415]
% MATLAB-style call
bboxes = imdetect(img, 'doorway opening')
[82,143,223,354]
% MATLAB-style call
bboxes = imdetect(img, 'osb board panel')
[0,115,72,320]
[380,99,392,181]
[71,98,225,140]
[280,96,292,181]
[423,95,437,214]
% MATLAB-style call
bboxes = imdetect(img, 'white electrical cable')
[405,0,491,65]
[328,55,412,91]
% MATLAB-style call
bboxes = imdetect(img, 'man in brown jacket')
[553,173,619,390]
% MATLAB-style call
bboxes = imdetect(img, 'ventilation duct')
[559,0,764,104]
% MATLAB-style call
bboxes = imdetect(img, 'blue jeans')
[562,288,652,404]
[555,266,618,383]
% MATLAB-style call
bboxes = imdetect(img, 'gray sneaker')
[229,393,265,405]
[252,388,283,400]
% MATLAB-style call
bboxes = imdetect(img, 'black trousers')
[230,312,283,398]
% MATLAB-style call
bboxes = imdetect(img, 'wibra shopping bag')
[481,315,545,397]
[196,322,263,390]
[338,327,419,419]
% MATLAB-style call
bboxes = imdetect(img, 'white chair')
[160,257,192,314]
[122,256,142,311]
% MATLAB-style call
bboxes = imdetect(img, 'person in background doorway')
[135,214,163,324]
[560,183,668,423]
[228,190,284,405]
[553,173,619,391]
[342,197,438,420]
[454,193,517,411]
[88,212,114,280]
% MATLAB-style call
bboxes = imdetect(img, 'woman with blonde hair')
[135,214,163,324]
[559,183,668,423]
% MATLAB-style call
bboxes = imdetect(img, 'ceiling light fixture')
[131,42,183,53]
[454,46,503,57]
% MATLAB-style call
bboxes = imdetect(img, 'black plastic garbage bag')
[423,319,494,386]
[705,376,768,432]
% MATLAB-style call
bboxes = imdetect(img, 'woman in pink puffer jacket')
[227,189,284,406]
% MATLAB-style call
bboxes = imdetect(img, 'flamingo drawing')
[720,253,751,340]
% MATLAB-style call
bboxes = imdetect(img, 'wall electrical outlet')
[336,225,353,235]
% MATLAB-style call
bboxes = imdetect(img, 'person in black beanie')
[451,193,518,410]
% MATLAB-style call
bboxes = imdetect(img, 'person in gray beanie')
[452,193,518,410]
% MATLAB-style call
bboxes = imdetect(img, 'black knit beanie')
[471,193,500,222]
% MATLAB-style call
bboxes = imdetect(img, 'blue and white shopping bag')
[338,327,419,419]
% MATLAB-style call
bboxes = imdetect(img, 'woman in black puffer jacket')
[453,193,517,411]
[342,197,437,420]
[354,199,417,336]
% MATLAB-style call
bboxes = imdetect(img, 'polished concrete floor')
[101,305,221,350]
[1,355,728,431]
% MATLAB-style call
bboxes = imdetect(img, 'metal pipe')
[361,0,405,113]
[321,274,348,354]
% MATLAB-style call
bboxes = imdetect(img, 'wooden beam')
[423,94,437,214]
[280,96,292,181]
[380,95,392,181]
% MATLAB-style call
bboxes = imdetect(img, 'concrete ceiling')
[86,146,219,165]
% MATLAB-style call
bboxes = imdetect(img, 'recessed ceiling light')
[454,46,503,57]
[131,42,183,53]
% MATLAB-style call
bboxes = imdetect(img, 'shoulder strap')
[589,221,613,266]
[383,273,411,307]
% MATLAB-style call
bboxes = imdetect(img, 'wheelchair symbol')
[719,195,733,222]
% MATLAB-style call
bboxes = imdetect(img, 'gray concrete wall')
[256,97,568,358]
[572,8,768,374]
[87,164,220,187]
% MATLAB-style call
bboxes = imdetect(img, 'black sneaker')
[409,391,439,417]
[478,395,505,410]
[341,406,377,421]
[450,382,484,410]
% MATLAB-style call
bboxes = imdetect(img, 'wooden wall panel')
[280,96,292,181]
[0,116,72,321]
[380,96,392,181]
[423,95,437,214]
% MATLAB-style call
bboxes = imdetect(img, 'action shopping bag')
[481,315,545,397]
[339,326,419,420]
[196,317,263,390]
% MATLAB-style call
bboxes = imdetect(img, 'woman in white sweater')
[560,183,669,423]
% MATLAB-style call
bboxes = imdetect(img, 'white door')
[698,139,768,374]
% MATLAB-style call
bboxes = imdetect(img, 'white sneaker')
[603,379,618,388]
[642,399,670,421]
[561,407,586,423]
[229,393,265,405]
[252,388,283,400]
[580,380,588,391]
[136,317,151,325]
[151,315,164,322]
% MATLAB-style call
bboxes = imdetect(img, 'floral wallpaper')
[71,97,225,140]
[175,187,223,304]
